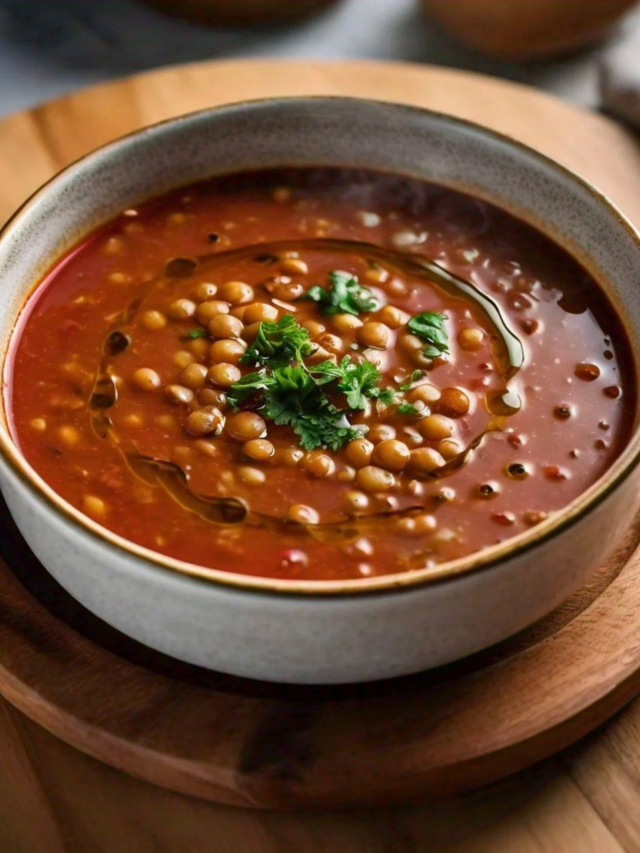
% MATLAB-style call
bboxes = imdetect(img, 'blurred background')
[1,0,639,119]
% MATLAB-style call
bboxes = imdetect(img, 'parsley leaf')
[407,312,449,358]
[270,404,363,452]
[226,370,276,408]
[310,356,393,410]
[181,329,208,340]
[230,364,363,451]
[240,315,313,367]
[377,388,396,405]
[399,370,425,391]
[298,270,377,316]
[227,315,400,450]
[397,402,420,415]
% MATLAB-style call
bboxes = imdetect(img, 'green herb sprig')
[181,329,208,340]
[398,370,425,391]
[298,270,377,316]
[396,402,420,416]
[240,314,314,368]
[407,312,449,359]
[310,357,394,410]
[228,364,366,451]
[228,314,398,451]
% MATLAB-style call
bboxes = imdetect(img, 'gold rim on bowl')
[1,96,640,597]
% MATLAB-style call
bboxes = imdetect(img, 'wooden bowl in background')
[140,0,341,26]
[420,0,639,60]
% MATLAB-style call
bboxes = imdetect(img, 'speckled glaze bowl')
[1,98,640,684]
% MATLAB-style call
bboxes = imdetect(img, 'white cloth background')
[1,0,640,120]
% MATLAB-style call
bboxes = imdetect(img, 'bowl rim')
[1,94,640,598]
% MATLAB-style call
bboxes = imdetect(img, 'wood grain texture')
[1,59,640,849]
[2,493,640,811]
[0,703,630,853]
[2,60,640,226]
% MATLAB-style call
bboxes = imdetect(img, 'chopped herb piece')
[240,315,314,368]
[264,366,363,451]
[298,270,377,316]
[399,370,425,391]
[181,329,208,340]
[229,313,398,451]
[377,388,396,405]
[228,364,363,451]
[226,370,276,408]
[397,402,420,415]
[290,413,364,452]
[408,312,449,358]
[310,356,393,410]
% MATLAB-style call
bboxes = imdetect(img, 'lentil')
[196,300,230,324]
[209,339,247,364]
[11,167,633,583]
[356,321,390,350]
[132,368,161,392]
[356,466,396,493]
[165,384,195,405]
[243,438,275,461]
[140,310,167,330]
[208,314,244,339]
[372,439,410,472]
[168,298,197,320]
[227,412,267,441]
[180,362,208,390]
[195,282,218,301]
[287,504,319,524]
[185,407,225,436]
[207,363,241,387]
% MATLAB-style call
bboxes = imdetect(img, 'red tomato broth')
[7,169,635,581]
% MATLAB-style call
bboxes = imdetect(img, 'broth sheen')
[8,169,635,580]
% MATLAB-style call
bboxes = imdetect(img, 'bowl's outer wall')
[1,451,639,683]
[1,99,640,682]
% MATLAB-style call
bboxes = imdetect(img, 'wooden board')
[2,61,640,814]
[2,492,640,810]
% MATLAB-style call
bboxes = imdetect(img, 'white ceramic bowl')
[1,98,640,684]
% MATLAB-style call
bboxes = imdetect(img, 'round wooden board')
[2,60,640,811]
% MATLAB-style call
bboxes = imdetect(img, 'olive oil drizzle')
[88,238,526,531]
[197,238,525,380]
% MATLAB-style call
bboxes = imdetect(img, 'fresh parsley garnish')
[227,315,399,451]
[399,370,425,391]
[228,364,364,451]
[264,366,364,452]
[298,270,377,316]
[310,357,394,410]
[240,314,314,367]
[407,312,449,358]
[181,329,208,340]
[397,402,420,416]
[225,370,275,407]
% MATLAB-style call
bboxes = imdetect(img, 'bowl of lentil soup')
[1,98,639,683]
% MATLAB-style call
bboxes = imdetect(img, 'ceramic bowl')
[1,98,640,684]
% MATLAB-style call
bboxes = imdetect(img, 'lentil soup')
[6,169,635,581]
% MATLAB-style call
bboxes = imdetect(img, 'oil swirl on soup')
[8,169,635,580]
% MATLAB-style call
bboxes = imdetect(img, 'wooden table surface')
[2,695,639,853]
[1,59,640,852]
